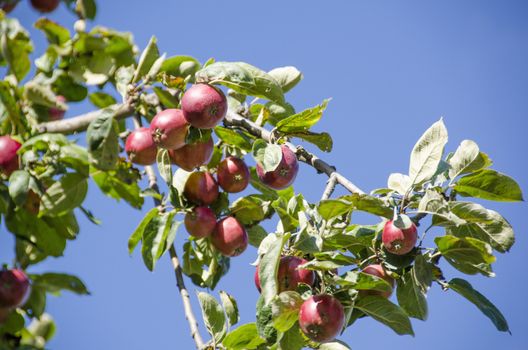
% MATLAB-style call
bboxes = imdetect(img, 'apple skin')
[382,220,418,255]
[0,136,21,177]
[183,171,219,205]
[0,269,30,309]
[181,84,227,129]
[211,216,248,257]
[184,206,217,239]
[299,294,345,343]
[125,127,158,165]
[168,137,214,171]
[30,0,59,13]
[48,95,66,121]
[150,109,189,150]
[217,156,250,193]
[362,264,394,298]
[254,256,315,293]
[256,145,298,190]
[1,0,18,13]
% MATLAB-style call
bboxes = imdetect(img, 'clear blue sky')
[1,0,527,349]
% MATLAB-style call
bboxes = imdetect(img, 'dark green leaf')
[8,170,30,206]
[222,323,266,350]
[289,131,333,152]
[454,169,523,202]
[41,173,88,216]
[448,278,510,333]
[230,195,271,226]
[197,292,227,343]
[215,126,252,151]
[160,55,201,78]
[141,211,175,271]
[336,271,393,294]
[270,291,303,332]
[247,225,268,248]
[34,18,70,45]
[153,87,179,108]
[220,290,239,327]
[32,273,89,295]
[128,207,158,254]
[86,107,119,170]
[76,0,97,19]
[397,270,428,320]
[277,323,304,350]
[89,92,116,108]
[435,236,495,277]
[355,295,414,335]
[133,36,159,82]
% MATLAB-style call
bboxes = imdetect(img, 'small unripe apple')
[362,264,394,298]
[217,156,250,193]
[0,269,30,309]
[150,109,189,150]
[168,137,214,171]
[256,145,299,190]
[125,127,158,165]
[0,136,21,177]
[254,256,315,293]
[299,294,345,343]
[48,95,66,121]
[184,206,216,238]
[211,216,248,257]
[1,0,18,13]
[181,84,227,129]
[183,171,219,205]
[30,0,59,13]
[382,220,418,255]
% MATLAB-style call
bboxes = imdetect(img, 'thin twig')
[321,173,338,201]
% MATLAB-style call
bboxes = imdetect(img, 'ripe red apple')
[1,0,18,13]
[183,171,219,205]
[48,95,66,121]
[382,220,418,255]
[0,136,21,177]
[150,109,189,150]
[299,294,345,343]
[211,216,248,257]
[362,264,394,298]
[184,206,216,239]
[0,269,30,308]
[256,145,299,190]
[254,256,315,293]
[125,127,158,165]
[168,137,214,171]
[30,0,59,13]
[217,156,250,193]
[181,84,227,129]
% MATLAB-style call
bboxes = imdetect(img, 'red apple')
[48,95,66,121]
[382,220,418,255]
[181,84,227,129]
[30,0,59,13]
[1,0,18,13]
[299,294,345,343]
[125,127,157,165]
[254,256,315,293]
[168,137,214,171]
[184,206,216,238]
[254,268,261,292]
[362,264,394,298]
[183,171,219,205]
[150,109,189,150]
[217,156,250,193]
[0,269,30,308]
[0,136,21,177]
[256,145,298,190]
[211,216,248,257]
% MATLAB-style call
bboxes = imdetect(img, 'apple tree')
[0,1,523,349]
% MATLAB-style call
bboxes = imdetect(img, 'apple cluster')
[0,268,31,323]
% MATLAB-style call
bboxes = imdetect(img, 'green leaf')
[230,195,271,226]
[413,254,433,292]
[153,87,179,108]
[325,193,393,219]
[448,140,480,179]
[128,207,158,254]
[195,61,284,103]
[247,225,268,248]
[0,17,33,81]
[435,236,495,277]
[24,81,67,109]
[454,169,523,202]
[220,290,239,327]
[318,199,352,220]
[34,18,70,45]
[141,211,175,271]
[86,107,119,170]
[409,119,448,186]
[448,278,510,333]
[355,296,414,336]
[156,148,172,184]
[0,309,25,333]
[396,270,428,320]
[252,140,283,172]
[289,130,333,152]
[270,291,303,332]
[387,173,412,195]
[268,66,303,93]
[447,205,514,253]
[8,170,30,206]
[160,55,201,78]
[214,126,252,151]
[115,65,135,98]
[197,292,227,343]
[89,92,116,108]
[336,271,393,293]
[276,99,330,133]
[91,166,144,209]
[319,340,352,350]
[32,273,90,295]
[133,36,160,82]
[41,173,88,217]
[277,323,304,350]
[222,323,266,350]
[76,0,97,19]
[259,233,290,304]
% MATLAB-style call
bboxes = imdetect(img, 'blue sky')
[1,0,527,349]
